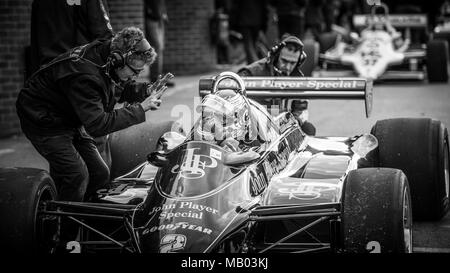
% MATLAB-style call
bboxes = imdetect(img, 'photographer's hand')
[140,96,162,112]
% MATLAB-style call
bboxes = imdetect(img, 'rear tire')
[426,40,449,83]
[342,168,412,253]
[0,168,57,253]
[318,32,338,53]
[109,121,181,179]
[370,118,450,221]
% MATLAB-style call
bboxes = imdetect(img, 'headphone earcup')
[108,51,125,69]
[298,51,307,67]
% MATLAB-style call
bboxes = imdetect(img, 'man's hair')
[110,27,157,65]
[284,42,302,52]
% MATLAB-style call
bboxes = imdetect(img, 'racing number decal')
[160,234,187,253]
[66,241,81,253]
[366,241,381,253]
[66,0,81,6]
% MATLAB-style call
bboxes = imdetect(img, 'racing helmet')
[196,90,251,143]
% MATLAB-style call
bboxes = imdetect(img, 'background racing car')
[308,3,449,83]
[0,72,448,253]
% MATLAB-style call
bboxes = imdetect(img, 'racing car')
[1,72,449,253]
[312,3,449,82]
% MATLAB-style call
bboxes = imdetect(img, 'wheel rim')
[444,138,449,200]
[35,184,57,253]
[403,188,413,253]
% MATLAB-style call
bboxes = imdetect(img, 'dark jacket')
[30,0,113,75]
[237,36,305,77]
[269,0,307,17]
[17,40,145,138]
[231,0,268,29]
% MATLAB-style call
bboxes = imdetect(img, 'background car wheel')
[0,168,57,254]
[318,32,338,53]
[426,39,449,83]
[301,39,319,77]
[370,118,450,221]
[109,121,182,179]
[342,168,412,253]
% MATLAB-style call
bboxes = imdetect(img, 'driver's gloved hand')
[118,81,150,103]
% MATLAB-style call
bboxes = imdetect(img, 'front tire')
[370,118,450,221]
[342,168,412,253]
[0,168,57,253]
[426,40,449,83]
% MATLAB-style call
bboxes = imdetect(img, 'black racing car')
[1,72,448,253]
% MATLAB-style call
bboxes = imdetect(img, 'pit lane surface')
[1,74,449,252]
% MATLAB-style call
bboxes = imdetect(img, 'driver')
[193,89,258,152]
[237,35,316,136]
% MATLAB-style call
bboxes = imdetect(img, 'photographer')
[16,27,168,202]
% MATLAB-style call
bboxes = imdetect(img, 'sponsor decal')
[249,169,268,196]
[149,201,219,221]
[218,78,363,90]
[259,80,359,90]
[209,148,222,161]
[160,234,187,253]
[171,148,218,179]
[278,183,339,200]
[142,222,213,235]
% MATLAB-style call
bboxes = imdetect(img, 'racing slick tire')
[109,120,182,179]
[318,32,338,53]
[342,168,413,253]
[0,168,57,254]
[426,40,449,83]
[302,40,319,77]
[370,118,450,221]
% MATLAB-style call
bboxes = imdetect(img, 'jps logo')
[171,148,217,179]
[160,234,187,253]
[67,0,81,6]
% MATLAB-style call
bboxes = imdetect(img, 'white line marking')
[0,149,15,156]
[414,247,450,253]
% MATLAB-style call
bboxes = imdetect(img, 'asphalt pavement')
[1,69,449,253]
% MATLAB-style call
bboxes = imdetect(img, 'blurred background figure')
[29,0,113,77]
[211,0,233,64]
[304,0,334,40]
[270,0,307,39]
[144,0,174,86]
[230,0,269,64]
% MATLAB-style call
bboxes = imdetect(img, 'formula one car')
[1,72,449,253]
[314,3,449,82]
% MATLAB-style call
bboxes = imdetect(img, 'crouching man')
[16,27,168,203]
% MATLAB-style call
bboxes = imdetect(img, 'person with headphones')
[16,27,166,204]
[237,35,316,135]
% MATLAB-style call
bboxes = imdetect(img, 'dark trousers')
[146,19,165,82]
[26,129,110,202]
[241,26,261,64]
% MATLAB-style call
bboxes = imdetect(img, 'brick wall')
[108,0,144,31]
[164,0,216,75]
[0,0,216,137]
[0,0,31,137]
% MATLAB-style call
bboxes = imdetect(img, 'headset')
[107,38,151,70]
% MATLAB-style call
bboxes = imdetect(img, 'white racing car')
[312,3,449,82]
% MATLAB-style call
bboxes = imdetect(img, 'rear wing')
[199,77,373,118]
[353,14,428,29]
